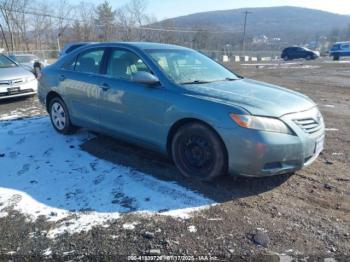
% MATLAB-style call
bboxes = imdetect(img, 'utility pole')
[57,33,61,52]
[242,11,252,54]
[0,24,9,53]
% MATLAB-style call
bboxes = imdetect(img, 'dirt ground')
[0,58,349,261]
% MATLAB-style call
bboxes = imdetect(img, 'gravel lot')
[0,58,349,261]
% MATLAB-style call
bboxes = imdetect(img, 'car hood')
[19,63,34,71]
[181,79,315,117]
[20,62,34,66]
[0,66,33,80]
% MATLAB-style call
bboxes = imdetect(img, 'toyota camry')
[38,42,325,180]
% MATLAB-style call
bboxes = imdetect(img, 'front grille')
[0,78,24,86]
[0,89,34,97]
[294,118,322,134]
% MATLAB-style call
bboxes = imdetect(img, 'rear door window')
[75,49,105,74]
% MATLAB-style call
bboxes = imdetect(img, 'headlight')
[230,114,293,134]
[24,76,36,82]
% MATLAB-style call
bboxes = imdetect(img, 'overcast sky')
[91,0,350,19]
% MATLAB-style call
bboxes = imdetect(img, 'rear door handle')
[100,83,110,91]
[59,74,65,81]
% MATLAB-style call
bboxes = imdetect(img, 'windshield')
[0,55,17,68]
[146,49,239,84]
[15,55,37,63]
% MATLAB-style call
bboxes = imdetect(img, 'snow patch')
[0,117,214,238]
[122,222,139,230]
[42,248,52,256]
[325,128,339,132]
[0,106,43,121]
[187,225,197,233]
[0,211,8,218]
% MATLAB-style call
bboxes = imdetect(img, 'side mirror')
[132,71,159,85]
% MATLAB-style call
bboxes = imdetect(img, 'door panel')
[59,48,106,129]
[295,48,304,59]
[98,48,167,149]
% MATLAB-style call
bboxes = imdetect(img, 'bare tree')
[55,0,74,50]
[70,2,96,42]
[30,1,54,50]
[115,0,157,41]
[115,5,135,41]
[0,0,17,51]
[9,0,29,50]
[125,0,147,40]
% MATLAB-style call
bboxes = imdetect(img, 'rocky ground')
[0,58,349,261]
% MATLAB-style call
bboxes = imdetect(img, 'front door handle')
[100,83,110,91]
[59,74,65,81]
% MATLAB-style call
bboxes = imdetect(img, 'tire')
[305,55,312,60]
[283,56,289,61]
[48,97,76,134]
[333,55,340,61]
[171,122,227,181]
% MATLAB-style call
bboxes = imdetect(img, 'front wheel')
[49,97,76,134]
[171,122,227,181]
[333,55,340,61]
[283,56,289,61]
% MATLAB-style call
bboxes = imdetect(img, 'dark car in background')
[281,47,320,61]
[330,41,350,61]
[59,42,96,57]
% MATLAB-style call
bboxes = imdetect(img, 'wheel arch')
[46,91,63,112]
[166,117,228,164]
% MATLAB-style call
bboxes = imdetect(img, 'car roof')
[86,41,191,51]
[117,42,190,50]
[64,42,94,46]
[334,41,350,45]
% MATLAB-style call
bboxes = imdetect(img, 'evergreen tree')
[95,1,116,41]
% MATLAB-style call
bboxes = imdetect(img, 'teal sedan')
[38,42,325,180]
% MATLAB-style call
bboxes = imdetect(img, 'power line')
[0,6,242,35]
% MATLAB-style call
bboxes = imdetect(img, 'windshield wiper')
[180,80,212,85]
[225,77,240,81]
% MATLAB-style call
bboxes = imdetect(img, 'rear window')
[15,55,37,63]
[66,44,85,54]
[341,44,350,49]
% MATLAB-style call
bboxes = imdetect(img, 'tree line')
[0,0,248,55]
[0,0,349,56]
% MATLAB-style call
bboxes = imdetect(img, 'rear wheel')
[283,56,289,61]
[333,55,340,61]
[171,122,227,181]
[49,97,76,134]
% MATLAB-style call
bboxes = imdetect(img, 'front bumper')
[220,109,325,177]
[0,80,38,100]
